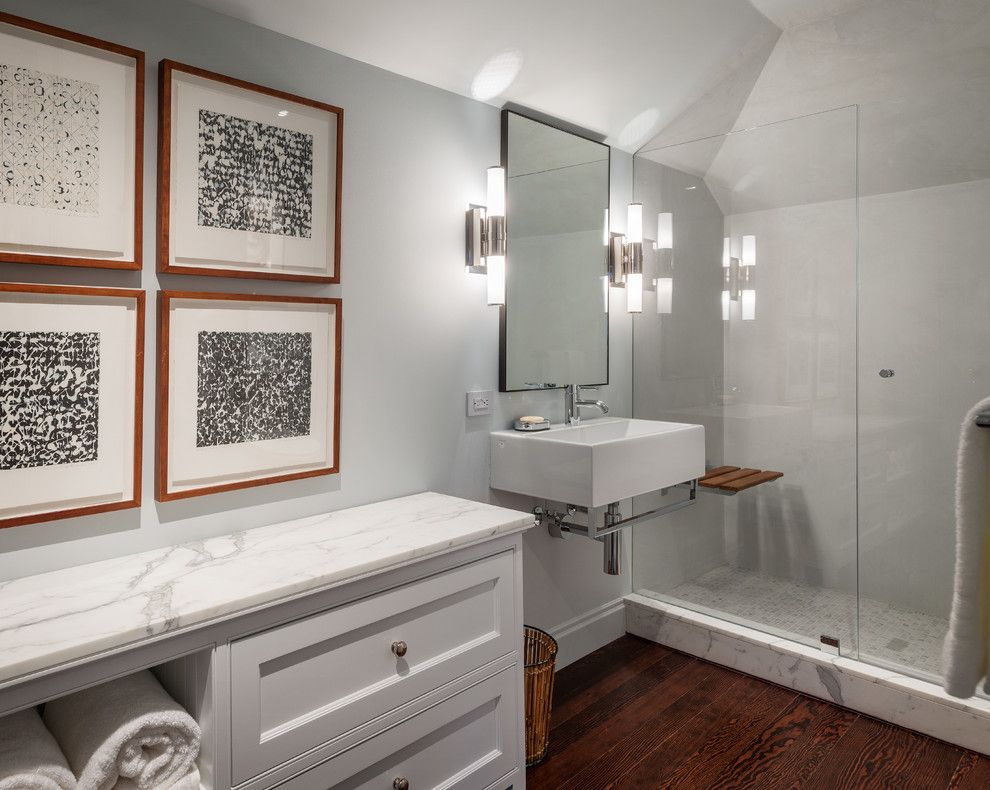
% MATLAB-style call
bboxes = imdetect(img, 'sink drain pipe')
[603,503,622,575]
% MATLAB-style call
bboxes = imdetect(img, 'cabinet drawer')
[277,667,519,790]
[230,551,517,783]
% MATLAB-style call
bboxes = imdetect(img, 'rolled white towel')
[942,394,990,697]
[162,768,199,790]
[43,671,201,790]
[0,707,75,790]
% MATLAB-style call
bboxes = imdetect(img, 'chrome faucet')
[564,384,608,424]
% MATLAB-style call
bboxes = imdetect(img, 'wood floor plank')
[527,637,989,790]
[550,634,654,706]
[560,665,747,789]
[775,703,859,789]
[526,651,707,790]
[714,695,858,789]
[804,715,963,789]
[598,670,770,788]
[552,638,672,731]
[950,751,990,788]
[657,682,798,788]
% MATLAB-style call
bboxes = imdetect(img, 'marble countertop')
[0,492,533,685]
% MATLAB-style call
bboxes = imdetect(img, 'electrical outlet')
[467,389,493,417]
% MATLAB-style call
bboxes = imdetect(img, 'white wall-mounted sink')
[490,418,705,508]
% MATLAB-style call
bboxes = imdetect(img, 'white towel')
[0,707,76,790]
[43,671,201,790]
[162,768,199,790]
[942,395,990,697]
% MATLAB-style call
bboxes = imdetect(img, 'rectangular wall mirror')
[500,110,611,392]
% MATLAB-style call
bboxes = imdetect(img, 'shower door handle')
[879,369,895,378]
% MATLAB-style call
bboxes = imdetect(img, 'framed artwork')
[0,12,143,270]
[0,283,144,529]
[157,291,342,501]
[158,60,343,283]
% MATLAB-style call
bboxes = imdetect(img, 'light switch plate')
[467,389,493,417]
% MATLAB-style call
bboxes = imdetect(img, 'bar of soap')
[519,416,547,424]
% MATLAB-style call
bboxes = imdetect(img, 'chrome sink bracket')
[534,503,576,539]
[541,479,698,540]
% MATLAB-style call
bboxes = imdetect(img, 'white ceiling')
[188,0,779,152]
[641,0,990,207]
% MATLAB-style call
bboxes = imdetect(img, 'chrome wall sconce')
[722,234,756,321]
[465,166,506,305]
[606,203,645,313]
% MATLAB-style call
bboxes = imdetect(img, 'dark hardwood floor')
[526,635,990,789]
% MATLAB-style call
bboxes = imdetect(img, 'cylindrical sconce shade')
[626,272,643,313]
[742,235,756,267]
[657,213,673,250]
[627,203,643,244]
[487,255,505,305]
[722,237,731,268]
[721,289,730,321]
[603,208,610,247]
[656,277,673,314]
[486,166,505,217]
[741,289,756,321]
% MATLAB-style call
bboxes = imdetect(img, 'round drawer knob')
[391,640,408,658]
[393,778,409,790]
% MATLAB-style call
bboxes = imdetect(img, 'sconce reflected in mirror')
[465,166,506,305]
[653,212,673,315]
[722,234,756,321]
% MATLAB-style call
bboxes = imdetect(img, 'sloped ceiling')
[187,0,779,152]
[640,0,990,210]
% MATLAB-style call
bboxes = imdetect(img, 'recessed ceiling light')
[685,185,697,190]
[277,110,289,117]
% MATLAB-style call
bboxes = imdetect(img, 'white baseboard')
[550,597,626,670]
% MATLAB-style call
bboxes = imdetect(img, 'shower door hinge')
[820,635,840,655]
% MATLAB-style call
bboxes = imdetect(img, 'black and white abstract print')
[0,331,100,471]
[196,331,312,448]
[0,64,100,214]
[197,109,313,239]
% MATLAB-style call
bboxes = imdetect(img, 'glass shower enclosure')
[630,102,979,687]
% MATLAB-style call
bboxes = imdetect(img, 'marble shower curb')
[625,593,990,756]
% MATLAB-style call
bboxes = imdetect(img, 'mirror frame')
[498,109,612,392]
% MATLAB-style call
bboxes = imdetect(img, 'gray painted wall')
[0,0,632,664]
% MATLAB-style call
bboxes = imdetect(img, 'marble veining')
[625,594,990,757]
[662,564,949,678]
[0,492,533,685]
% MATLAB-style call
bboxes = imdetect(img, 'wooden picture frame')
[157,60,344,283]
[0,12,144,270]
[0,283,144,529]
[157,291,342,501]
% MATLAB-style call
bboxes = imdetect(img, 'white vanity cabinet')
[230,551,520,787]
[0,493,533,790]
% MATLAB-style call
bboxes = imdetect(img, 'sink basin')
[490,418,705,508]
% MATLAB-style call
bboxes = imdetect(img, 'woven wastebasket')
[523,625,558,767]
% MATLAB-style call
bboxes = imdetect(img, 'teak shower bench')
[698,466,784,494]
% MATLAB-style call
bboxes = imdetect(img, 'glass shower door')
[631,106,860,655]
[856,158,990,683]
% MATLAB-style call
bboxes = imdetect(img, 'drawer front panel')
[278,667,519,790]
[230,551,516,783]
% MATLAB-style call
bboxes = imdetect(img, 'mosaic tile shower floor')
[652,565,948,679]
